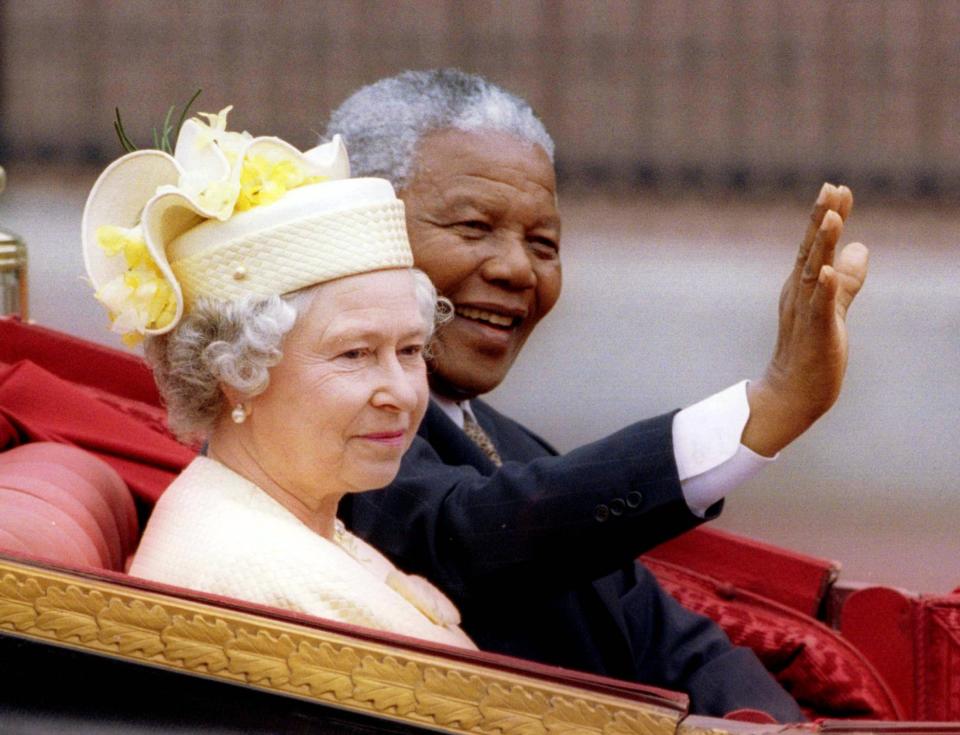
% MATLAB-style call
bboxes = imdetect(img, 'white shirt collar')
[430,391,477,430]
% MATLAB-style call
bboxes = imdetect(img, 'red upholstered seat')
[0,473,113,566]
[840,586,960,722]
[0,442,139,560]
[0,494,104,567]
[0,442,139,571]
[645,556,904,720]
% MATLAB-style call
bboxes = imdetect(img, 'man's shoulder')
[469,398,525,432]
[470,398,558,457]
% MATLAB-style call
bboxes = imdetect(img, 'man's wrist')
[742,375,820,457]
[673,380,775,515]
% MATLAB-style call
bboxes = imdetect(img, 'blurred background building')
[0,0,958,590]
[2,0,959,197]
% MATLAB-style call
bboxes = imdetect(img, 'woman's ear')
[219,383,246,412]
[219,384,252,425]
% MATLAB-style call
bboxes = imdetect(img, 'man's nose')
[481,233,537,290]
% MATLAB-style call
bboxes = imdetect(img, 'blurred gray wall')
[2,0,959,196]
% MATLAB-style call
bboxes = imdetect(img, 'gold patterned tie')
[462,412,503,466]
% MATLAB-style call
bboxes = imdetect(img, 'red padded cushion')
[0,442,138,558]
[0,527,31,555]
[724,709,778,723]
[915,594,960,721]
[0,443,140,571]
[645,557,903,720]
[0,474,112,567]
[839,587,915,717]
[0,317,161,405]
[0,494,103,567]
[646,526,838,617]
[0,360,195,504]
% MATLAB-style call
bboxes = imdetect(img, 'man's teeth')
[457,306,515,327]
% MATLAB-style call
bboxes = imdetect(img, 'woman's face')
[243,269,430,506]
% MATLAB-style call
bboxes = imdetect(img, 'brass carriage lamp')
[0,165,28,319]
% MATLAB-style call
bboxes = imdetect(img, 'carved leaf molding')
[288,640,359,700]
[34,585,106,643]
[162,614,233,673]
[480,683,551,735]
[415,666,485,730]
[606,710,678,735]
[353,654,420,715]
[0,573,43,631]
[98,598,170,657]
[227,628,296,686]
[0,567,681,735]
[543,697,612,733]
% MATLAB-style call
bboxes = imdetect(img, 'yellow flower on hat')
[93,224,177,345]
[163,106,324,220]
[82,103,352,348]
[235,154,327,212]
[169,106,251,220]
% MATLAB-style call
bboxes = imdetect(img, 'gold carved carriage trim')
[0,557,680,734]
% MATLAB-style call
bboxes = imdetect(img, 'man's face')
[400,129,562,400]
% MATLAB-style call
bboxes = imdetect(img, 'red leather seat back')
[0,493,104,567]
[0,442,138,558]
[645,556,904,720]
[0,443,139,571]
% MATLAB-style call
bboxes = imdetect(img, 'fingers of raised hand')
[809,241,868,323]
[811,265,838,325]
[801,209,842,288]
[836,185,853,221]
[834,241,869,317]
[797,183,853,269]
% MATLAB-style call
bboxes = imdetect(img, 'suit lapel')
[419,400,500,473]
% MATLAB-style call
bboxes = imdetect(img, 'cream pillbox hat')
[82,107,412,345]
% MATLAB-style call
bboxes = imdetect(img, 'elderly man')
[328,69,867,719]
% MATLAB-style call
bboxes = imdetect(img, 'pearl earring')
[231,403,247,424]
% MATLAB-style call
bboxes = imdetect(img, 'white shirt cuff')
[672,380,776,517]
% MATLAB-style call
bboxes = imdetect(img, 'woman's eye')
[339,348,366,360]
[399,344,425,358]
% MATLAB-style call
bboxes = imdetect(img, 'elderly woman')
[82,107,473,649]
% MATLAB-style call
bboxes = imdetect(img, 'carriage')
[1,315,958,733]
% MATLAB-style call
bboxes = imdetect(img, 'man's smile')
[454,304,524,330]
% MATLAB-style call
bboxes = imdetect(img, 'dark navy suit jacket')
[339,399,802,721]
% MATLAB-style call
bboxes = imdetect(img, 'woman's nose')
[481,233,537,290]
[372,360,421,412]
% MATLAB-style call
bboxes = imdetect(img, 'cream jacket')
[130,457,475,649]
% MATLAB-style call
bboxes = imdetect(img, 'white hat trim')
[172,198,412,309]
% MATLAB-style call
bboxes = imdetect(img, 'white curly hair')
[324,68,554,189]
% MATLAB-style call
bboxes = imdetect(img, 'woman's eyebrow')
[325,322,428,344]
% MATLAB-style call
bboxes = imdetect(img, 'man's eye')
[453,220,492,236]
[529,236,559,256]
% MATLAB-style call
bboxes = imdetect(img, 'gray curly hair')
[144,269,445,442]
[324,69,554,189]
